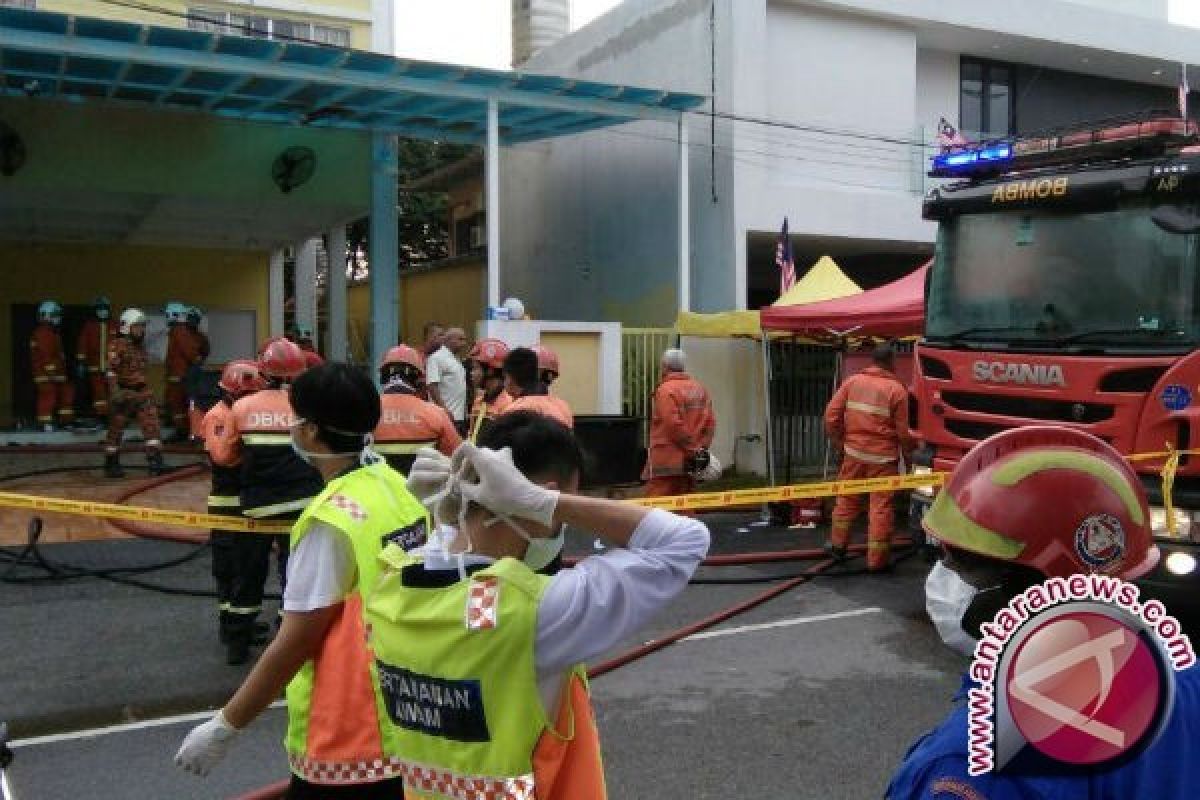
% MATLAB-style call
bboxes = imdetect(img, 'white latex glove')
[407,447,453,506]
[455,443,559,527]
[174,710,240,777]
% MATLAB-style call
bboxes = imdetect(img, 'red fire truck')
[911,113,1200,606]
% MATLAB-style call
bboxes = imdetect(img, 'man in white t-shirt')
[426,326,468,433]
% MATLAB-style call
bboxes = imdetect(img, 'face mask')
[925,560,980,658]
[290,420,379,468]
[489,515,566,572]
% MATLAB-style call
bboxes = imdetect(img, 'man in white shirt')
[425,326,469,434]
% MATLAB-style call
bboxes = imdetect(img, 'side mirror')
[1151,205,1200,234]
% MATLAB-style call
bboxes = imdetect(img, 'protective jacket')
[374,389,462,472]
[824,366,914,464]
[211,388,322,518]
[201,401,241,505]
[76,318,120,372]
[366,550,606,800]
[647,373,715,477]
[887,666,1200,799]
[165,325,209,379]
[284,462,429,785]
[30,322,67,382]
[504,393,574,429]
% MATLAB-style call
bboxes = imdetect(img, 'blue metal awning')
[0,7,706,144]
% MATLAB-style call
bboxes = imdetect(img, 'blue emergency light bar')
[930,143,1013,176]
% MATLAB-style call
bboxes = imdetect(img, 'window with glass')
[926,202,1200,348]
[187,8,349,45]
[960,58,1014,140]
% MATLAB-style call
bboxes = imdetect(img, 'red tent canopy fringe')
[759,261,929,338]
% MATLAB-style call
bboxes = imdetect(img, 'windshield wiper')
[1054,328,1186,345]
[934,326,1046,341]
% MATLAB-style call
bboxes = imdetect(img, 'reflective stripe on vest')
[846,399,890,417]
[283,462,429,783]
[207,494,240,508]
[375,441,434,455]
[365,551,561,799]
[242,432,291,446]
[243,498,311,518]
[844,444,897,464]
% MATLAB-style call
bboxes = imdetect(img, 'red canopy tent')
[759,261,929,338]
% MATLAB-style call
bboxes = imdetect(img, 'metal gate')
[621,327,674,442]
[768,338,839,483]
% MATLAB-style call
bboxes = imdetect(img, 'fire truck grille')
[944,419,1013,441]
[940,391,1115,424]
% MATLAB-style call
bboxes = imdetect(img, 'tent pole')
[823,343,843,480]
[786,335,797,486]
[761,331,776,487]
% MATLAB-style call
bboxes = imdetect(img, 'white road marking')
[10,700,286,749]
[683,607,884,642]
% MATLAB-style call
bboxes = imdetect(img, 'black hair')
[503,347,540,393]
[290,362,381,452]
[872,340,896,367]
[380,362,422,389]
[477,411,583,486]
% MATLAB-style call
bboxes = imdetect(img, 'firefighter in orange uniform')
[823,341,915,572]
[104,308,165,477]
[374,344,462,473]
[164,302,207,438]
[75,297,119,421]
[502,346,574,429]
[30,300,75,431]
[645,348,715,498]
[207,338,322,665]
[200,360,267,645]
[467,338,513,431]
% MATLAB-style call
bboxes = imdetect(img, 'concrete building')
[498,0,1200,471]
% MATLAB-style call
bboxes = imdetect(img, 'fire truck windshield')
[927,202,1200,349]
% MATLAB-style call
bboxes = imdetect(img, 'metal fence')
[621,327,675,443]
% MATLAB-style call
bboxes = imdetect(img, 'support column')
[268,249,285,337]
[677,113,691,313]
[294,237,318,343]
[486,98,500,309]
[326,225,348,361]
[370,132,400,373]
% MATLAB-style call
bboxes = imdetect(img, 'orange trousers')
[829,455,898,571]
[645,474,695,499]
[165,378,187,430]
[34,378,74,425]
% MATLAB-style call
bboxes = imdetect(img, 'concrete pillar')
[486,98,500,309]
[370,132,400,373]
[678,114,691,313]
[326,225,348,361]
[268,249,285,337]
[294,237,318,342]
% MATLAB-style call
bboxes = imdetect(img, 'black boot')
[147,450,166,476]
[103,452,125,478]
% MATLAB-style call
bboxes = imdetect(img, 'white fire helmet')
[120,308,147,335]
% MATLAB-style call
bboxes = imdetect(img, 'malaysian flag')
[776,217,796,296]
[1181,63,1190,122]
[937,116,969,151]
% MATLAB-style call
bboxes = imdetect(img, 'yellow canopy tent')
[674,255,862,337]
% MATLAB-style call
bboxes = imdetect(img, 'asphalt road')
[2,514,966,799]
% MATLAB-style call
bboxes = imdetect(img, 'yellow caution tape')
[4,443,1199,532]
[0,491,290,534]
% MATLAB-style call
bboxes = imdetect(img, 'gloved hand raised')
[454,443,559,528]
[174,710,240,777]
[407,447,453,507]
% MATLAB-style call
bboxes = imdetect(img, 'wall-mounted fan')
[0,120,26,177]
[271,146,316,193]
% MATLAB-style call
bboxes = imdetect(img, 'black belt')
[118,382,147,391]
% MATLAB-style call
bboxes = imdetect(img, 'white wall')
[682,336,769,474]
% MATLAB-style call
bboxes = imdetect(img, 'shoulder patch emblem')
[328,493,368,522]
[465,576,499,631]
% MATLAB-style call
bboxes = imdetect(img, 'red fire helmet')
[258,338,308,380]
[218,360,267,397]
[469,338,509,370]
[381,344,425,376]
[533,344,559,377]
[923,426,1159,580]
